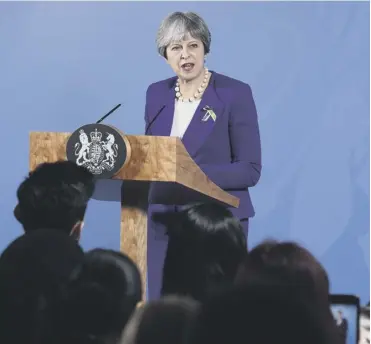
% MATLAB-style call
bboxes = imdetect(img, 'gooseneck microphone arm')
[96,104,122,124]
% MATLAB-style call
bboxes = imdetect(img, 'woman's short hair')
[156,11,211,58]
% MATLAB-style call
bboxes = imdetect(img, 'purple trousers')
[147,214,249,301]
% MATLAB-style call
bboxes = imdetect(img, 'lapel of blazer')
[182,71,225,157]
[148,77,177,137]
[147,72,225,157]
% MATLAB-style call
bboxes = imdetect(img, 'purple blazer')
[144,71,262,221]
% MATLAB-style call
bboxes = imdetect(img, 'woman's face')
[165,34,205,82]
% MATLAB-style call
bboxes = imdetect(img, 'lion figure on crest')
[74,130,91,166]
[102,133,118,166]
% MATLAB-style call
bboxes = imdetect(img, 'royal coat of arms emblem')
[74,128,119,174]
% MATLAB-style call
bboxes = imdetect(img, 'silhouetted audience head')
[55,249,142,344]
[0,229,84,344]
[14,160,95,239]
[235,240,330,305]
[120,296,200,344]
[158,203,247,302]
[187,284,340,344]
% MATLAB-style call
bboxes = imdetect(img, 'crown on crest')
[90,129,102,142]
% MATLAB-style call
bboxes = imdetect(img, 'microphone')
[96,104,122,124]
[145,104,165,134]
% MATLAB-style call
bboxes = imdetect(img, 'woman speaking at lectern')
[144,11,262,300]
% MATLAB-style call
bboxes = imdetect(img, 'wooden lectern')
[29,130,239,300]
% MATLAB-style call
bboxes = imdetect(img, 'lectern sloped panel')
[29,130,239,300]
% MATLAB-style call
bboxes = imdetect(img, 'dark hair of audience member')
[186,284,341,344]
[235,240,330,305]
[157,203,247,302]
[54,249,142,344]
[14,160,95,238]
[0,229,84,344]
[120,295,200,344]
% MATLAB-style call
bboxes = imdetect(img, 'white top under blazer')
[170,99,201,139]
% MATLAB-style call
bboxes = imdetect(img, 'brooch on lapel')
[202,105,217,122]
